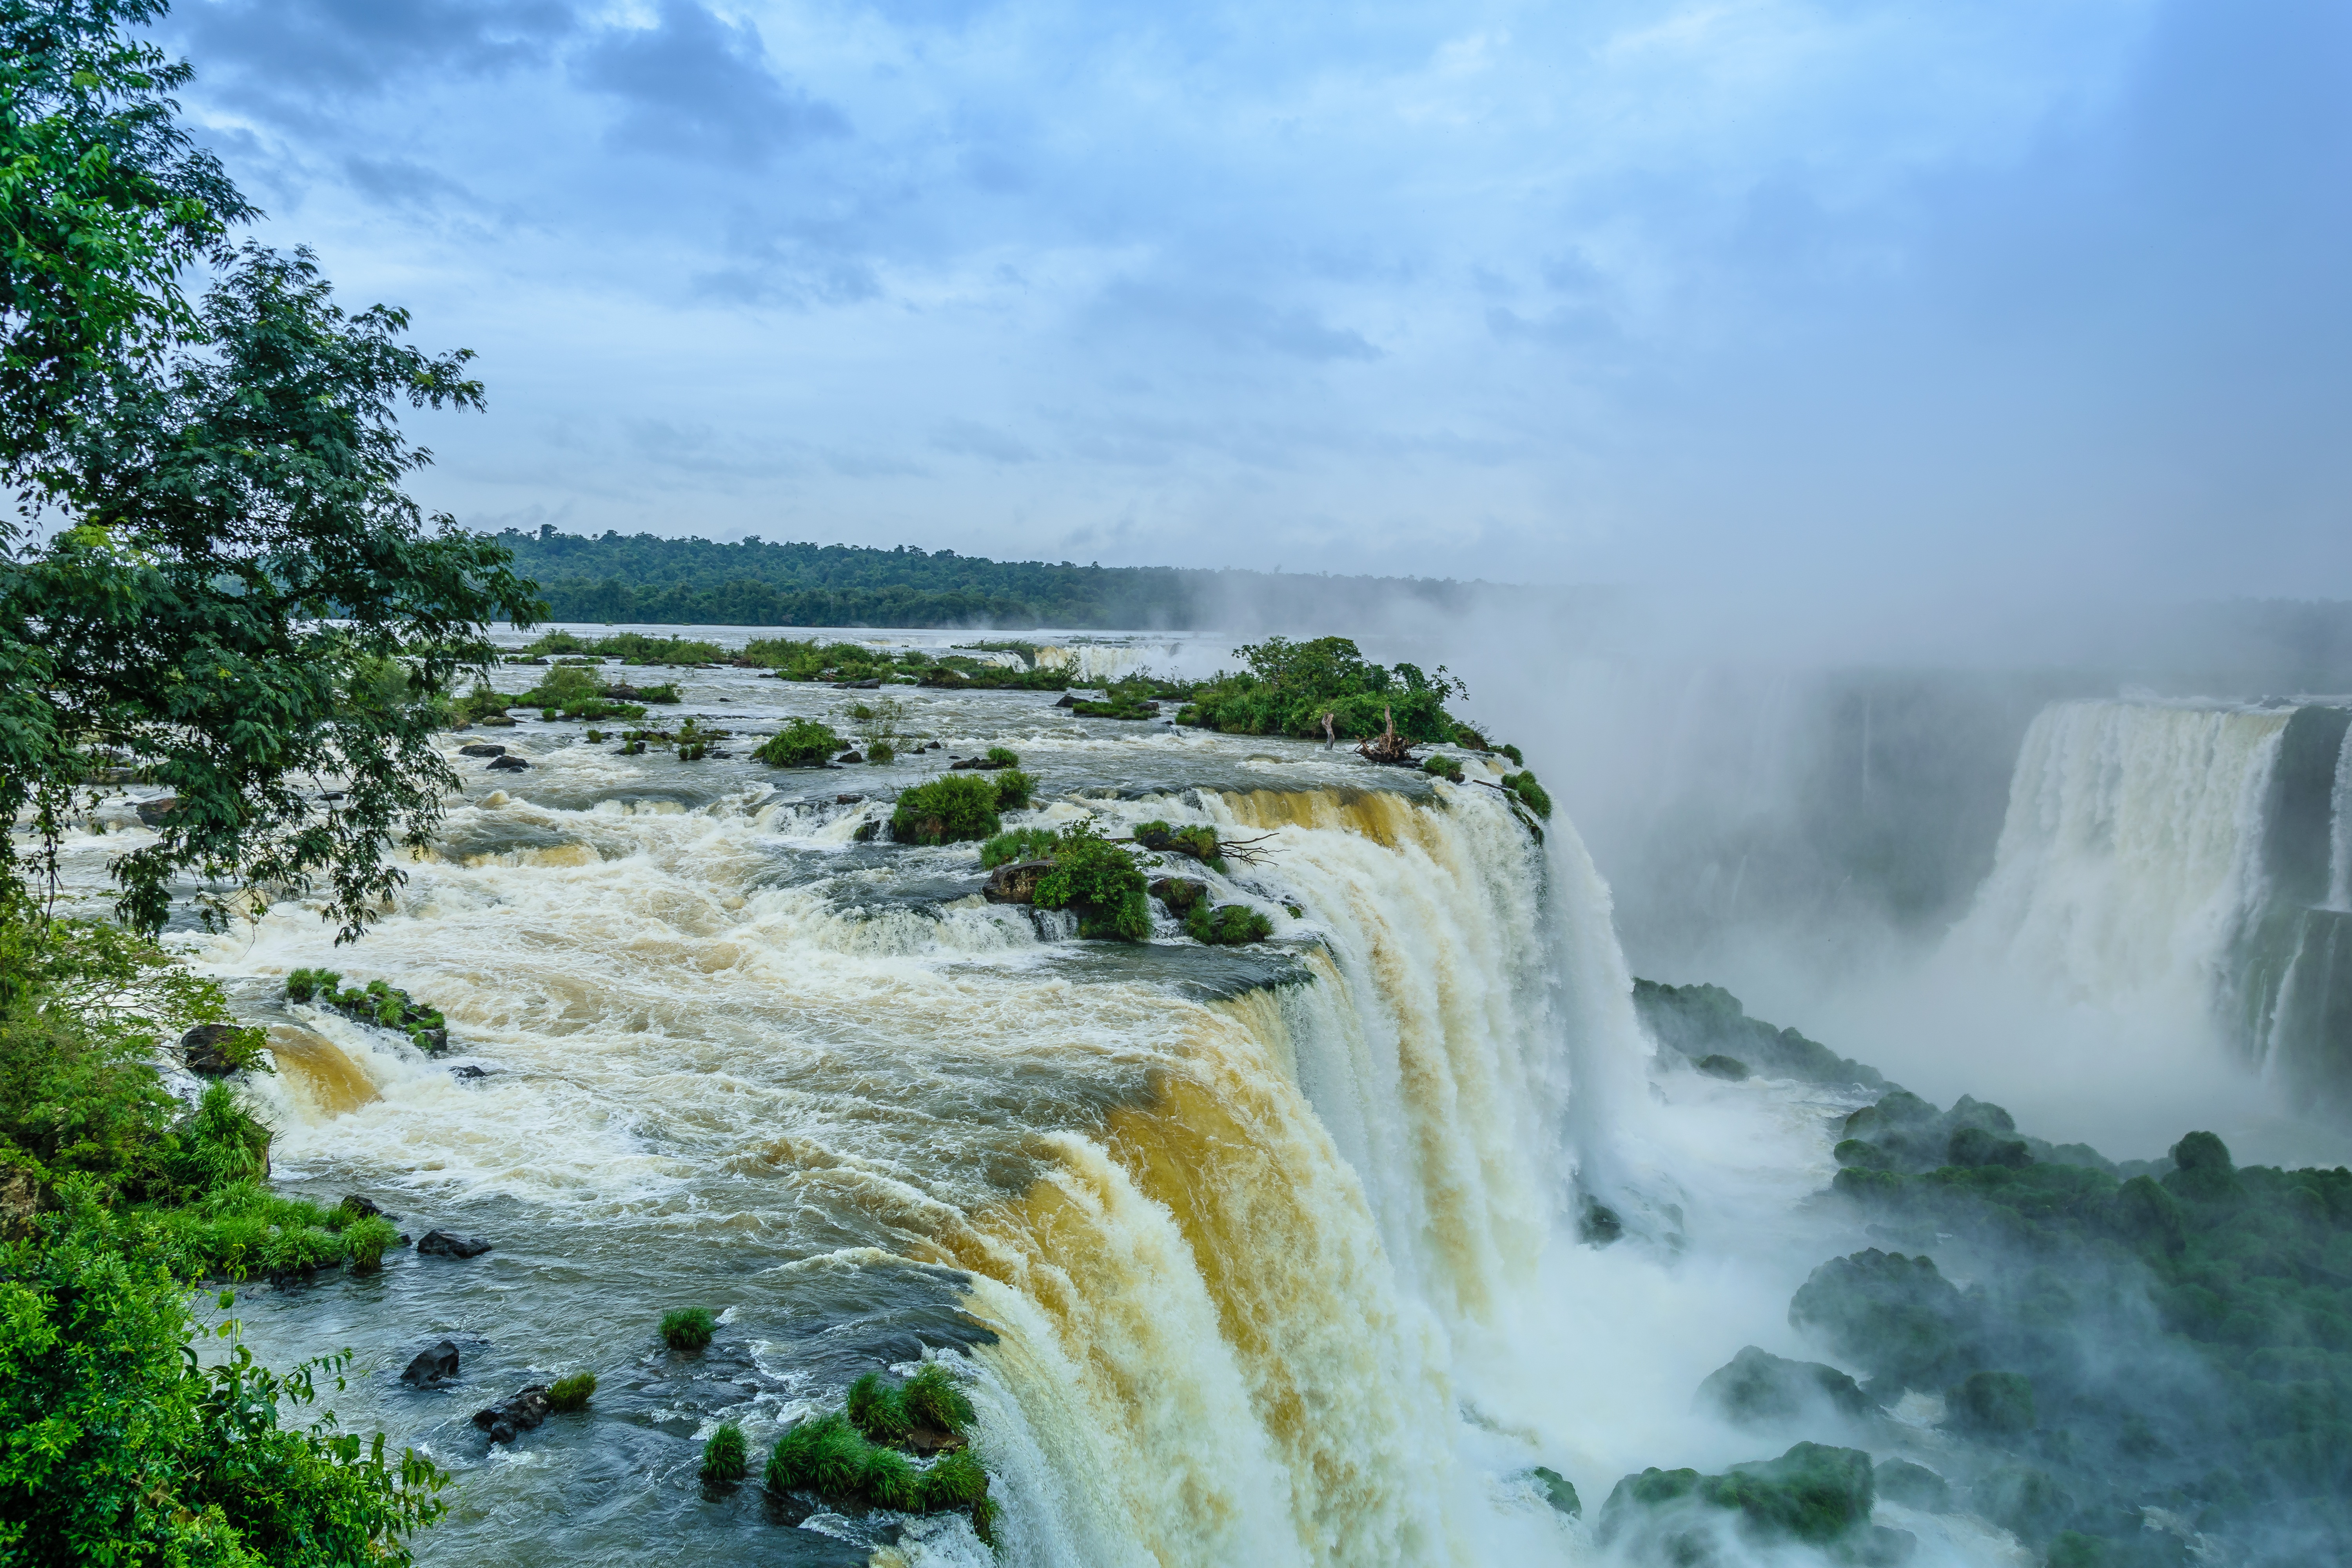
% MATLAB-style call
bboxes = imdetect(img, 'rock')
[486,754,530,771]
[340,1194,390,1220]
[135,796,180,827]
[400,1340,461,1386]
[1697,1345,1879,1428]
[1148,876,1207,913]
[924,741,942,750]
[457,743,507,758]
[1697,1054,1751,1080]
[478,713,517,727]
[413,1027,449,1054]
[450,1063,487,1080]
[1943,1370,2034,1437]
[1530,1465,1582,1517]
[1977,1465,2073,1546]
[0,1160,52,1242]
[417,1230,493,1259]
[905,1425,967,1457]
[1600,1442,1880,1553]
[1579,1196,1624,1245]
[835,794,864,804]
[603,684,641,700]
[1789,1250,1980,1395]
[984,860,1057,905]
[838,751,864,764]
[179,1023,252,1077]
[1872,1459,1951,1513]
[472,1385,554,1444]
[1053,692,1075,708]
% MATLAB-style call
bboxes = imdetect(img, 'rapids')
[67,645,1660,1566]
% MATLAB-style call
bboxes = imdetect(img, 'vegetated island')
[486,526,1549,629]
[1597,980,2352,1568]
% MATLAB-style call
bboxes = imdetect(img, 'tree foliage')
[1177,635,1467,742]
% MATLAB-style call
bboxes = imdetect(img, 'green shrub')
[866,740,896,763]
[1502,771,1552,820]
[454,684,511,722]
[660,1307,717,1353]
[341,1214,399,1272]
[634,683,681,704]
[1178,636,1466,742]
[891,775,1002,845]
[1187,904,1273,946]
[993,769,1035,810]
[1497,742,1524,766]
[1422,753,1465,784]
[984,746,1019,767]
[903,1363,976,1432]
[547,1371,596,1412]
[1033,823,1150,941]
[981,827,1062,867]
[753,719,843,768]
[701,1422,749,1483]
[285,967,336,1003]
[523,631,726,664]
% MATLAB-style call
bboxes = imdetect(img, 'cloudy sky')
[158,0,2349,596]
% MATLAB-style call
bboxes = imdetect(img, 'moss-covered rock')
[1695,1054,1749,1081]
[1529,1466,1581,1517]
[1599,1442,1902,1564]
[1871,1459,1950,1513]
[1632,979,1887,1088]
[1696,1345,1878,1429]
[1944,1370,2034,1437]
[1789,1250,1980,1395]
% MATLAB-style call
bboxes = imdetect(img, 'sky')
[156,0,2352,598]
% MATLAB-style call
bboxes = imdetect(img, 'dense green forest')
[490,528,1495,628]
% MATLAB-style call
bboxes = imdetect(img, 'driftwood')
[1121,828,1280,868]
[1356,704,1415,766]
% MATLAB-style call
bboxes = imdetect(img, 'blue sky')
[159,0,2350,596]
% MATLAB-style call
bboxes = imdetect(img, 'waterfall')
[196,762,1614,1566]
[1954,699,2289,1011]
[2330,724,2352,913]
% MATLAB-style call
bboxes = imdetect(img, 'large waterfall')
[128,656,1657,1568]
[1955,696,2352,1109]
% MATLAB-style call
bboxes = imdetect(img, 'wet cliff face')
[47,653,1623,1568]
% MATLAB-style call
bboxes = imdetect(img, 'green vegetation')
[1134,820,1224,870]
[659,1307,718,1353]
[1187,904,1273,946]
[547,1371,596,1412]
[1630,979,1888,1088]
[992,769,1036,809]
[514,665,647,722]
[1500,770,1552,819]
[1599,1442,1903,1564]
[1176,636,1468,743]
[984,746,1020,767]
[1071,678,1163,719]
[753,719,845,768]
[1031,823,1151,941]
[1421,754,1465,784]
[981,827,1062,867]
[700,1422,748,1484]
[520,630,728,665]
[766,1363,995,1543]
[891,775,1005,846]
[921,657,1074,691]
[286,970,448,1054]
[490,528,1498,630]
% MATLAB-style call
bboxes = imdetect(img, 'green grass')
[764,1365,993,1542]
[904,1363,977,1431]
[1422,753,1465,784]
[1187,904,1273,946]
[1031,823,1151,941]
[753,718,843,768]
[890,775,1003,845]
[980,827,1061,868]
[659,1307,717,1353]
[700,1422,748,1483]
[848,1372,912,1441]
[547,1371,596,1412]
[1501,771,1552,819]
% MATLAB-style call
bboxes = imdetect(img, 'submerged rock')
[417,1229,493,1259]
[1696,1345,1878,1428]
[472,1385,553,1444]
[400,1340,460,1386]
[339,1194,390,1220]
[135,795,180,827]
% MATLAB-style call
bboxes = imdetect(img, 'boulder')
[457,743,506,758]
[179,1023,252,1077]
[1053,692,1075,708]
[1697,1054,1751,1081]
[486,754,530,771]
[1788,1250,1980,1394]
[836,794,864,804]
[1530,1465,1582,1517]
[1872,1459,1951,1513]
[479,713,517,727]
[984,860,1057,905]
[400,1340,461,1386]
[472,1385,554,1444]
[450,1063,487,1079]
[1148,877,1207,914]
[340,1194,390,1220]
[417,1230,493,1259]
[413,1027,449,1054]
[838,751,864,764]
[1696,1345,1878,1428]
[135,796,180,828]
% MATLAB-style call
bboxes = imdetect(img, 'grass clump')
[700,1421,749,1483]
[848,1371,912,1441]
[980,827,1062,868]
[288,971,448,1054]
[984,746,1019,768]
[1187,904,1273,946]
[904,1363,977,1430]
[1421,753,1465,784]
[992,769,1034,810]
[753,718,844,768]
[1501,771,1552,820]
[1071,678,1162,720]
[1134,820,1223,870]
[766,1363,995,1543]
[1031,822,1151,941]
[547,1371,596,1412]
[659,1306,718,1353]
[891,775,1003,846]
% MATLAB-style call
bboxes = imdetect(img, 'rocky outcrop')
[472,1386,553,1443]
[401,1341,461,1386]
[457,743,506,758]
[179,1023,254,1077]
[1696,1345,1878,1428]
[984,860,1056,904]
[417,1230,493,1259]
[486,754,530,771]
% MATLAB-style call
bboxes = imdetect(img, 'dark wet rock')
[1633,979,1888,1089]
[450,1063,487,1080]
[1697,1345,1878,1428]
[1696,1053,1750,1080]
[417,1229,493,1259]
[984,860,1056,905]
[949,756,1011,770]
[905,1424,967,1457]
[178,1023,250,1077]
[1531,1465,1582,1517]
[135,795,181,828]
[1873,1459,1951,1513]
[472,1385,553,1444]
[457,743,507,758]
[340,1194,390,1220]
[486,753,530,771]
[1053,692,1075,708]
[400,1340,460,1386]
[1579,1196,1624,1246]
[319,790,346,801]
[413,1026,450,1054]
[1149,876,1207,914]
[836,794,864,804]
[838,750,864,764]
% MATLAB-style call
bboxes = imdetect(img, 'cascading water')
[62,653,1642,1567]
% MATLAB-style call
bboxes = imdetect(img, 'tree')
[0,5,540,940]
